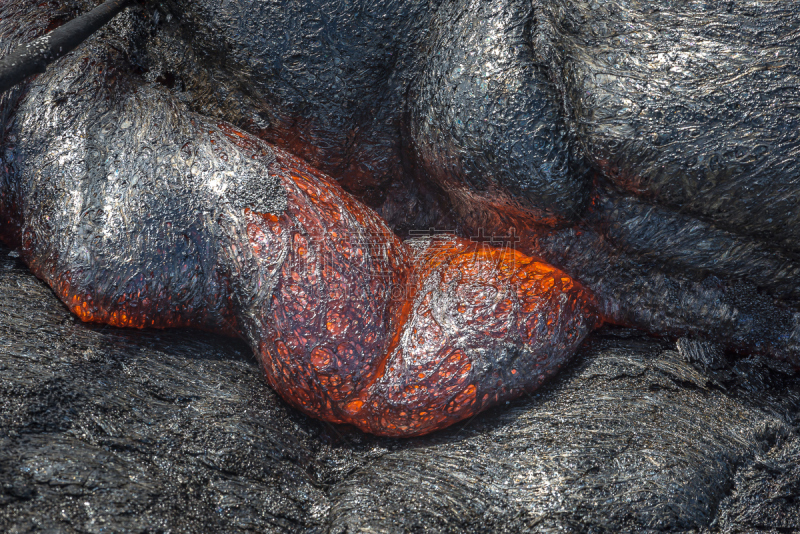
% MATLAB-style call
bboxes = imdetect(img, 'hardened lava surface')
[0,251,798,531]
[3,0,800,488]
[1,2,800,527]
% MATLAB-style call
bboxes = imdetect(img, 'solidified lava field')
[3,0,800,530]
[1,245,799,532]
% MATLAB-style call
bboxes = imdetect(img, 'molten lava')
[45,124,599,437]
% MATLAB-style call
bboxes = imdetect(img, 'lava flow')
[44,123,599,436]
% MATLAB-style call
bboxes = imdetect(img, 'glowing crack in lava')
[39,123,599,437]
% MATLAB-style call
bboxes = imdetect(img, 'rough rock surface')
[3,0,800,529]
[2,246,798,533]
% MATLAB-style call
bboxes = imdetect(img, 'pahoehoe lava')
[2,0,800,436]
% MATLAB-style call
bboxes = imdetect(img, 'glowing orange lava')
[46,123,600,437]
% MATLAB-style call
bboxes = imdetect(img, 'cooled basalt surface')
[0,247,798,532]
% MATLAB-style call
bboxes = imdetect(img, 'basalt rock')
[0,247,798,531]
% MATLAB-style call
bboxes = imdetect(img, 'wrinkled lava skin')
[2,0,800,435]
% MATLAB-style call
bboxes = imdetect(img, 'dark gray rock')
[2,1,800,529]
[1,246,798,532]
